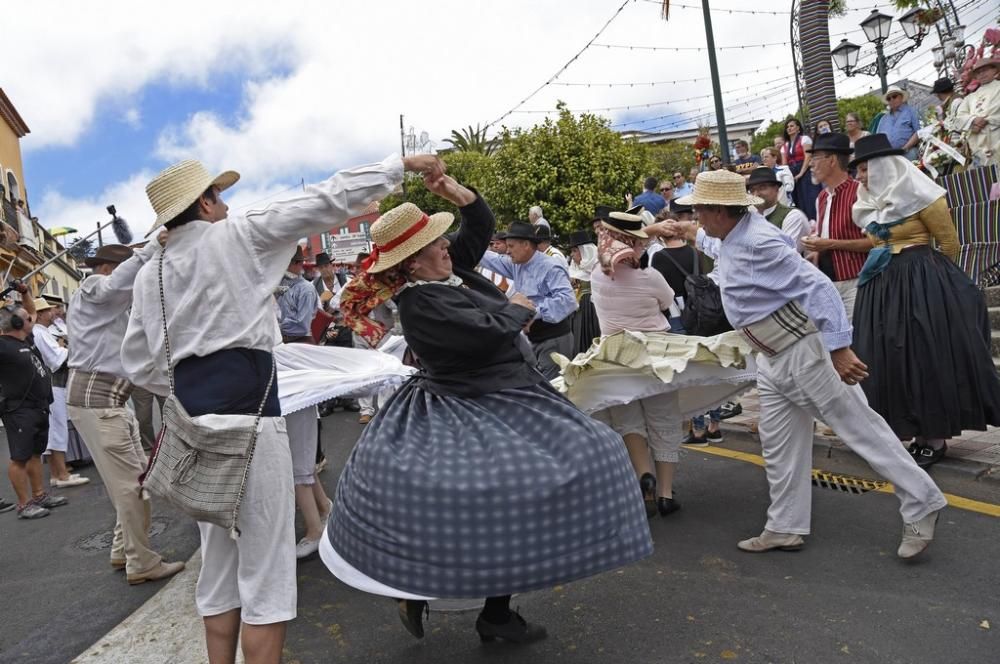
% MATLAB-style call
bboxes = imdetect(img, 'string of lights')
[551,63,791,88]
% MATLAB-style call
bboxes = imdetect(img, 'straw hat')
[33,298,54,312]
[365,202,454,273]
[145,160,240,236]
[883,85,908,103]
[675,170,763,207]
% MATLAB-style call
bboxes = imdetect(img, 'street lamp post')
[831,9,927,95]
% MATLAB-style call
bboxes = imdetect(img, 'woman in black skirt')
[323,172,653,645]
[850,134,1000,467]
[568,229,601,355]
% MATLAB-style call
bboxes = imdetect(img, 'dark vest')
[766,204,792,230]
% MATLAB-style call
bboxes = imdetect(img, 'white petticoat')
[552,330,757,417]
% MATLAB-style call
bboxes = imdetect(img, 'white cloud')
[18,0,978,233]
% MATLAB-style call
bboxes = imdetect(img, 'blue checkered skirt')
[326,380,653,598]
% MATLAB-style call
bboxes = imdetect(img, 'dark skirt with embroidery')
[570,292,601,356]
[853,245,1000,439]
[326,378,653,598]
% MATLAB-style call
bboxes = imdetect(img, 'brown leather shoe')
[737,529,805,553]
[127,560,185,585]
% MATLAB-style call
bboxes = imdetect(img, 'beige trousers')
[130,386,165,450]
[67,405,161,574]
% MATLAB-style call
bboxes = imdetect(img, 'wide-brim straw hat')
[883,85,908,102]
[32,298,53,312]
[145,160,240,236]
[365,202,454,273]
[675,170,763,207]
[601,212,648,238]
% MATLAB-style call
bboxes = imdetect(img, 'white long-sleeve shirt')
[696,211,853,352]
[68,241,159,377]
[32,323,68,372]
[122,155,404,395]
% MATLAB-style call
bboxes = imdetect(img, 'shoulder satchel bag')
[140,246,275,538]
[657,248,733,337]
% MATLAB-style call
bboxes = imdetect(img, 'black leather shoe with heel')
[476,611,547,644]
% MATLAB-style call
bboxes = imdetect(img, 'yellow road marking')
[692,445,1000,518]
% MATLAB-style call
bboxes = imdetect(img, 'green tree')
[443,124,495,155]
[646,141,698,181]
[751,117,794,154]
[835,93,886,131]
[484,104,651,236]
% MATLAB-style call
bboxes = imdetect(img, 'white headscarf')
[568,243,598,281]
[852,155,947,228]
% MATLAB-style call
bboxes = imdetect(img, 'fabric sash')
[739,302,818,357]
[857,219,908,287]
[66,369,134,409]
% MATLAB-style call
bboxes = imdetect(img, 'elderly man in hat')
[666,170,946,559]
[800,133,870,321]
[876,86,922,160]
[479,221,577,380]
[66,242,184,583]
[31,297,88,488]
[312,251,341,312]
[122,153,442,664]
[746,167,809,254]
[490,230,508,255]
[951,56,1000,168]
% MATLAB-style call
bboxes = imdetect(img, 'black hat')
[315,252,332,266]
[625,204,644,216]
[491,231,508,241]
[290,245,305,263]
[746,167,781,188]
[84,244,134,268]
[567,230,594,248]
[849,133,905,168]
[806,132,852,154]
[505,221,541,242]
[931,77,954,94]
[668,198,694,215]
[592,205,613,222]
[601,211,647,238]
[533,224,552,241]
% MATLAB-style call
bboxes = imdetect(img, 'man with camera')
[0,285,68,519]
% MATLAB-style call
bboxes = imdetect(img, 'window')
[6,171,19,203]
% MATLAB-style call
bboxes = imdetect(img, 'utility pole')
[702,0,730,164]
[399,114,407,197]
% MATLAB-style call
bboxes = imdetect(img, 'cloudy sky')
[7,0,995,238]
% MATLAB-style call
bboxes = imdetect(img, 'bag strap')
[157,246,275,539]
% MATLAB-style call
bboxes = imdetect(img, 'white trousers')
[833,278,858,324]
[756,334,947,535]
[285,407,318,485]
[44,386,68,453]
[593,391,682,463]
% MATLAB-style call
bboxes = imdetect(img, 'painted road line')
[70,549,245,664]
[692,445,1000,518]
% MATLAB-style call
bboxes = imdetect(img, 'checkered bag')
[140,247,274,537]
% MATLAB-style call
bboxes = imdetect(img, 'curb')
[718,424,1000,487]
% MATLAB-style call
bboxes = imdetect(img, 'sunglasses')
[660,187,672,193]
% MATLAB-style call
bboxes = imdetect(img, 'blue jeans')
[692,409,721,431]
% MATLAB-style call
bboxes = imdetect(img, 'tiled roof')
[0,89,30,138]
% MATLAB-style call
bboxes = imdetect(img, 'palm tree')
[444,124,495,155]
[796,0,840,131]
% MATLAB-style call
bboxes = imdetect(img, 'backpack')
[657,249,733,337]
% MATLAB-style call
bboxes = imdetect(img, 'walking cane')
[0,205,133,299]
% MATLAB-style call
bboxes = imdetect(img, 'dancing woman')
[322,173,653,644]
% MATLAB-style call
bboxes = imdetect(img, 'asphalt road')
[1,409,998,664]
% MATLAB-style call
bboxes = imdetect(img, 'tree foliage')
[379,150,492,222]
[835,93,886,131]
[483,104,651,236]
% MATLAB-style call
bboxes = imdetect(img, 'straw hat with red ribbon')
[363,203,454,273]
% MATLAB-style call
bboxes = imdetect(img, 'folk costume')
[123,156,405,626]
[31,302,70,464]
[679,170,946,558]
[66,243,179,581]
[950,58,1000,168]
[850,134,1000,465]
[322,192,652,640]
[567,229,600,355]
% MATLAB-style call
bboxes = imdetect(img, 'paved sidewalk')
[719,390,1000,476]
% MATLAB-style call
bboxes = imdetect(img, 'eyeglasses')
[672,175,682,179]
[660,188,672,193]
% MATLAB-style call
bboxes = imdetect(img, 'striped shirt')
[697,211,853,352]
[815,178,867,282]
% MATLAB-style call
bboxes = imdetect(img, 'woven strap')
[157,247,276,534]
